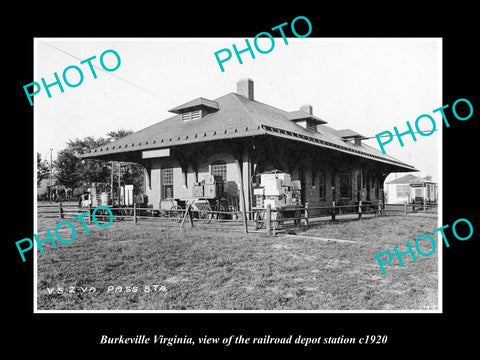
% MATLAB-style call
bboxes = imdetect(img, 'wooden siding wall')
[145,146,249,210]
[144,137,388,210]
[252,137,386,208]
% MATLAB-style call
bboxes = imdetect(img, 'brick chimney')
[236,78,254,100]
[300,104,313,114]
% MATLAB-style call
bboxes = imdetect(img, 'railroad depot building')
[80,79,417,214]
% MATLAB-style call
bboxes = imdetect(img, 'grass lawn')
[36,214,439,311]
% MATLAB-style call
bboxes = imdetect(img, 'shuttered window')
[306,120,317,132]
[181,109,202,121]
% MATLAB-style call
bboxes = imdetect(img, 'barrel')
[100,192,111,206]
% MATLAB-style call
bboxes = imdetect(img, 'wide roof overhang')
[80,92,418,173]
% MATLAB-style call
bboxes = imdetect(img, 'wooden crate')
[193,184,204,197]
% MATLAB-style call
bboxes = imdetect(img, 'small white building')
[385,174,438,204]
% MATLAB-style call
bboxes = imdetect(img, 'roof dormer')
[287,104,327,132]
[168,97,219,121]
[337,129,368,146]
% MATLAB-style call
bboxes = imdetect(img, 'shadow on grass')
[36,216,438,311]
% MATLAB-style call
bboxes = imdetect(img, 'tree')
[65,136,109,157]
[37,152,50,186]
[106,129,144,189]
[54,136,111,191]
[107,129,133,141]
[53,130,144,194]
[54,149,83,190]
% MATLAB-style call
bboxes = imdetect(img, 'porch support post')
[174,149,190,187]
[232,141,249,234]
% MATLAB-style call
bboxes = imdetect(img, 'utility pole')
[118,162,122,206]
[110,161,114,205]
[49,148,53,204]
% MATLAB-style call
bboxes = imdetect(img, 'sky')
[34,38,442,183]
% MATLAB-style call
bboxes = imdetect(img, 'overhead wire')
[39,41,176,105]
[38,42,440,141]
[363,129,439,139]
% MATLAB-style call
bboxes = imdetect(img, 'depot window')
[162,167,174,199]
[397,184,410,197]
[338,173,351,199]
[211,162,227,182]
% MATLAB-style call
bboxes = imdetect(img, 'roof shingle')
[81,91,417,171]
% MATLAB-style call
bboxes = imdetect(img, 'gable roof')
[386,174,418,184]
[81,92,417,171]
[386,174,436,184]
